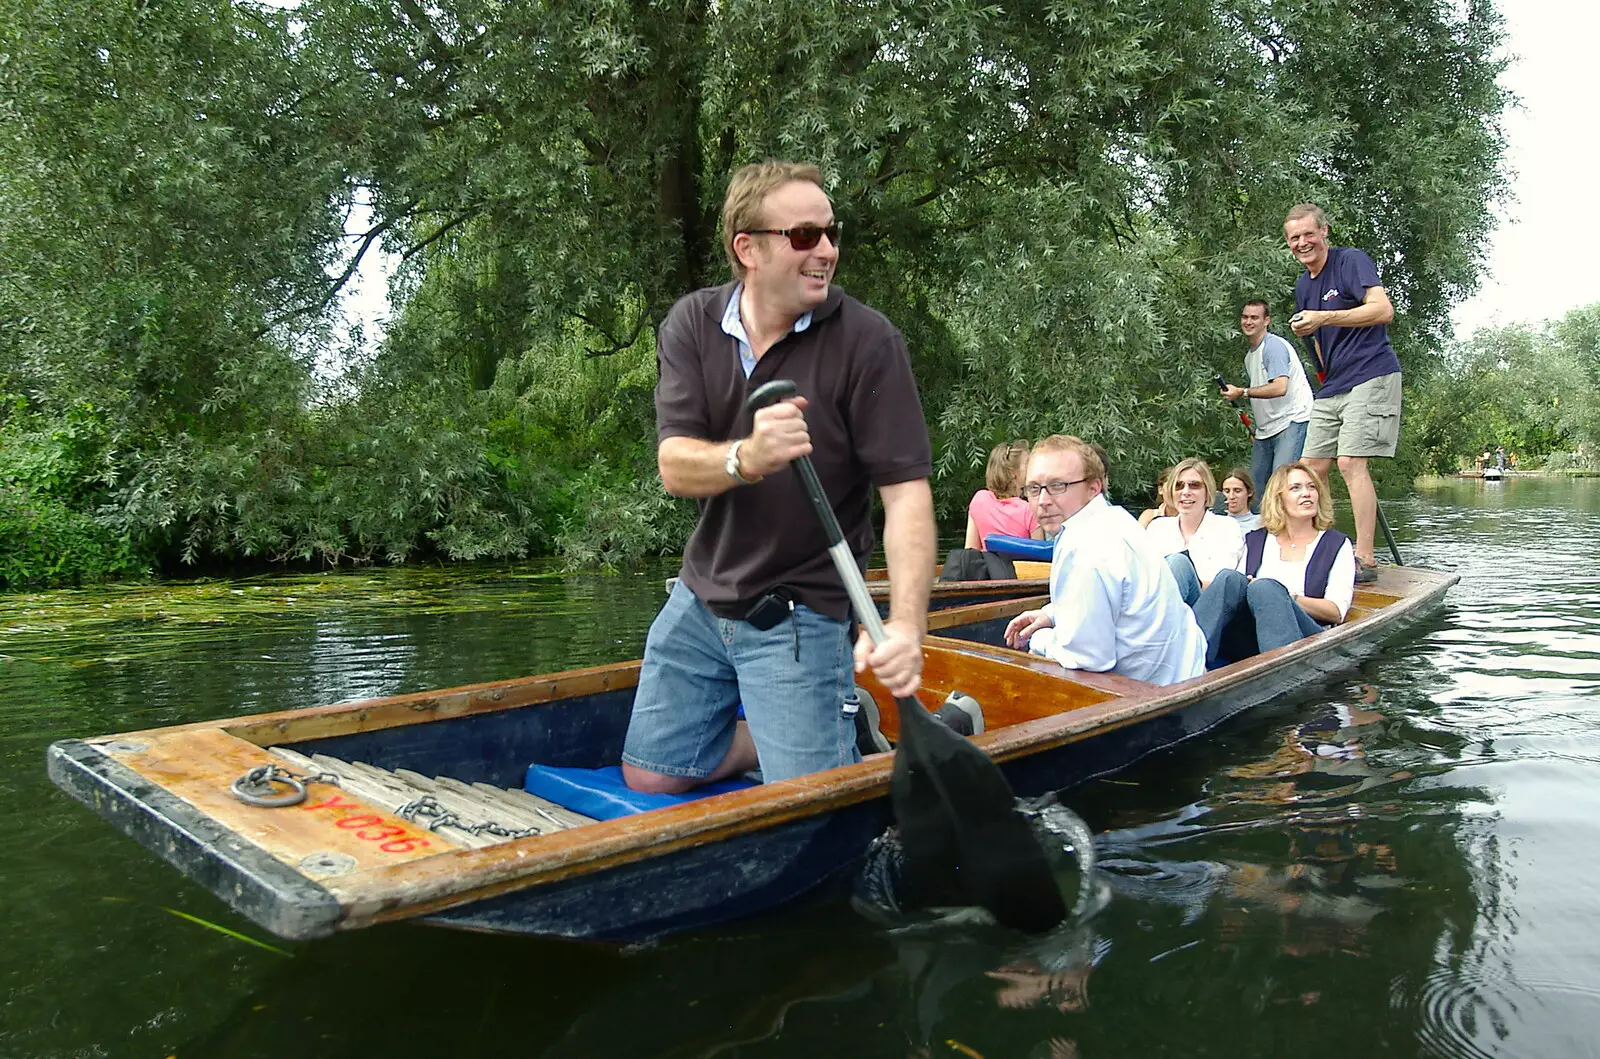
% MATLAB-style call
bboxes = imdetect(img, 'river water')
[1,478,1596,1058]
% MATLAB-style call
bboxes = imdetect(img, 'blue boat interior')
[281,686,640,792]
[271,610,1048,817]
[524,764,757,819]
[984,534,1054,561]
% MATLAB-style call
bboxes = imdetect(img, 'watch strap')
[725,439,761,484]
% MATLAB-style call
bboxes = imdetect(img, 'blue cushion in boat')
[524,764,757,821]
[984,534,1055,561]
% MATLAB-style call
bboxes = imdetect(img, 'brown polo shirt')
[656,282,932,621]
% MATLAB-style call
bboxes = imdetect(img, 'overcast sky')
[1451,0,1596,337]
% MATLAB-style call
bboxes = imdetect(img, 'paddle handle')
[744,380,892,649]
[1216,373,1253,431]
[1376,502,1405,566]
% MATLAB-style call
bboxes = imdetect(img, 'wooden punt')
[670,559,1054,612]
[875,558,1050,608]
[47,564,1455,944]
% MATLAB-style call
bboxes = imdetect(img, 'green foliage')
[1409,304,1600,474]
[105,380,538,565]
[0,0,1513,580]
[1542,446,1600,473]
[0,0,355,415]
[0,400,148,585]
[0,483,147,588]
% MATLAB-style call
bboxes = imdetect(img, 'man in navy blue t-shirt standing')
[1285,203,1401,584]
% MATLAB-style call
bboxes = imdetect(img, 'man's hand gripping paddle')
[744,379,1066,932]
[1214,373,1253,432]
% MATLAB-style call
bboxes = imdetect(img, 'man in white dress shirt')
[1003,436,1207,685]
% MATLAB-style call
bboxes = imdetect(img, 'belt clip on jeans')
[744,590,799,661]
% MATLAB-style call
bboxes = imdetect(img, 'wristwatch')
[725,439,761,484]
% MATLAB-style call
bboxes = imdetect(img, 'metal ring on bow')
[230,765,307,808]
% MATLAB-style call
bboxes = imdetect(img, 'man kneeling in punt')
[1189,462,1356,669]
[621,161,935,794]
[1003,436,1207,685]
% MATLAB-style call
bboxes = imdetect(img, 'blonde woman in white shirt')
[1190,462,1356,669]
[1144,458,1245,606]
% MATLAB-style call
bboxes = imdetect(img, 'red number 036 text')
[303,794,431,853]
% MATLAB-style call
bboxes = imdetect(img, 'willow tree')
[316,0,1506,511]
[0,0,1509,571]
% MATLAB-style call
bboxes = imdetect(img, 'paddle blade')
[889,699,1067,933]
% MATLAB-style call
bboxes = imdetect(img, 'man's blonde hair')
[1162,457,1217,509]
[985,440,1030,497]
[1260,461,1335,534]
[722,161,826,279]
[1030,435,1105,484]
[1285,202,1328,229]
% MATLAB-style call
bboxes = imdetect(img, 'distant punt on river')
[47,565,1456,943]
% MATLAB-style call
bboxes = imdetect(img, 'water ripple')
[1390,962,1521,1059]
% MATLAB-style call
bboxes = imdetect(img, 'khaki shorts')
[1303,372,1402,459]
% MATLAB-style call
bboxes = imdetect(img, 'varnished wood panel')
[320,758,905,926]
[95,729,446,877]
[927,595,1046,632]
[855,638,1123,740]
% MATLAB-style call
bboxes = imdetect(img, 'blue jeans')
[1245,576,1325,653]
[1167,552,1201,607]
[1191,569,1325,668]
[1251,420,1309,508]
[622,580,858,784]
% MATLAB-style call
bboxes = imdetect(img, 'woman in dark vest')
[1190,462,1356,668]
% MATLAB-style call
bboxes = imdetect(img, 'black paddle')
[744,379,1066,933]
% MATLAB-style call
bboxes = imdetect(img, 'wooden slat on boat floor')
[268,747,595,849]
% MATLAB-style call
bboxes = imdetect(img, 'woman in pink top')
[964,440,1042,549]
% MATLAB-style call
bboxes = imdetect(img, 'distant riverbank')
[1416,469,1600,485]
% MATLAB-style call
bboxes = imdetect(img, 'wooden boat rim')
[53,563,1458,933]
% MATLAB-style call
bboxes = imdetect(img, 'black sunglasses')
[740,222,842,252]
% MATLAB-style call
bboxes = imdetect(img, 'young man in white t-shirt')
[1220,300,1313,505]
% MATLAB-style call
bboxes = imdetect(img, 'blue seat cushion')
[984,534,1055,561]
[524,764,758,821]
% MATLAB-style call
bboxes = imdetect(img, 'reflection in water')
[4,480,1600,1057]
[177,906,901,1059]
[884,916,1108,1059]
[1095,697,1405,959]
